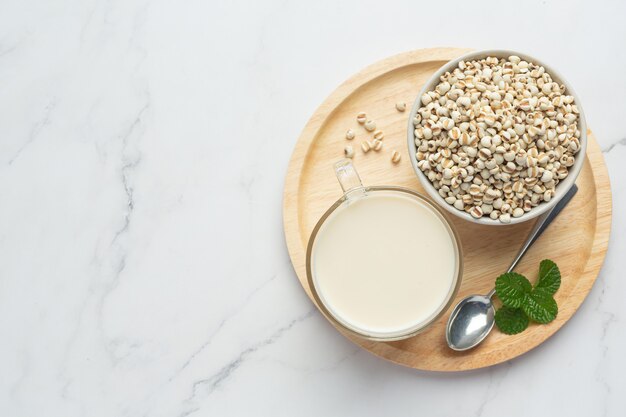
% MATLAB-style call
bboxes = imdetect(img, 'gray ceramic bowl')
[407,49,587,226]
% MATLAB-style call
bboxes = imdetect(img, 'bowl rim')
[406,49,587,226]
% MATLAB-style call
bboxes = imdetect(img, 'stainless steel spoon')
[446,185,578,351]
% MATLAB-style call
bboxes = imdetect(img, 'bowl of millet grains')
[407,50,587,225]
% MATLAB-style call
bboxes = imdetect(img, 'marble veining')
[602,137,626,153]
[167,272,279,383]
[8,98,57,165]
[180,310,315,417]
[1,0,625,416]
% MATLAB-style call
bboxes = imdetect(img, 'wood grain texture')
[282,48,612,371]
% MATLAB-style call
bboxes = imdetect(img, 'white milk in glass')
[312,190,458,338]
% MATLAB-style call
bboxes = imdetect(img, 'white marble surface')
[1,0,625,416]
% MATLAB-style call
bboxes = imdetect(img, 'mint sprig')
[495,272,532,308]
[494,259,561,335]
[495,306,529,335]
[523,288,558,323]
[535,259,561,295]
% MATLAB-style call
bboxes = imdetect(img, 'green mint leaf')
[522,288,558,324]
[495,306,529,335]
[535,259,561,295]
[495,272,532,308]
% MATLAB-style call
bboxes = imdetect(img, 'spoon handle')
[487,184,578,299]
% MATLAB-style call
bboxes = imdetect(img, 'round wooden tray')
[283,48,612,371]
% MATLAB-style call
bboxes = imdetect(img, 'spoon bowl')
[446,295,495,351]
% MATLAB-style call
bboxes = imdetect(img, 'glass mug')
[306,159,463,341]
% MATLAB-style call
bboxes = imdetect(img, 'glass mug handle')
[334,159,365,199]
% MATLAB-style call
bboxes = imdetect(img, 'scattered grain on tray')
[391,150,401,164]
[364,120,376,132]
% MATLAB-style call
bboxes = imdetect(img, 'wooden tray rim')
[282,48,613,371]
